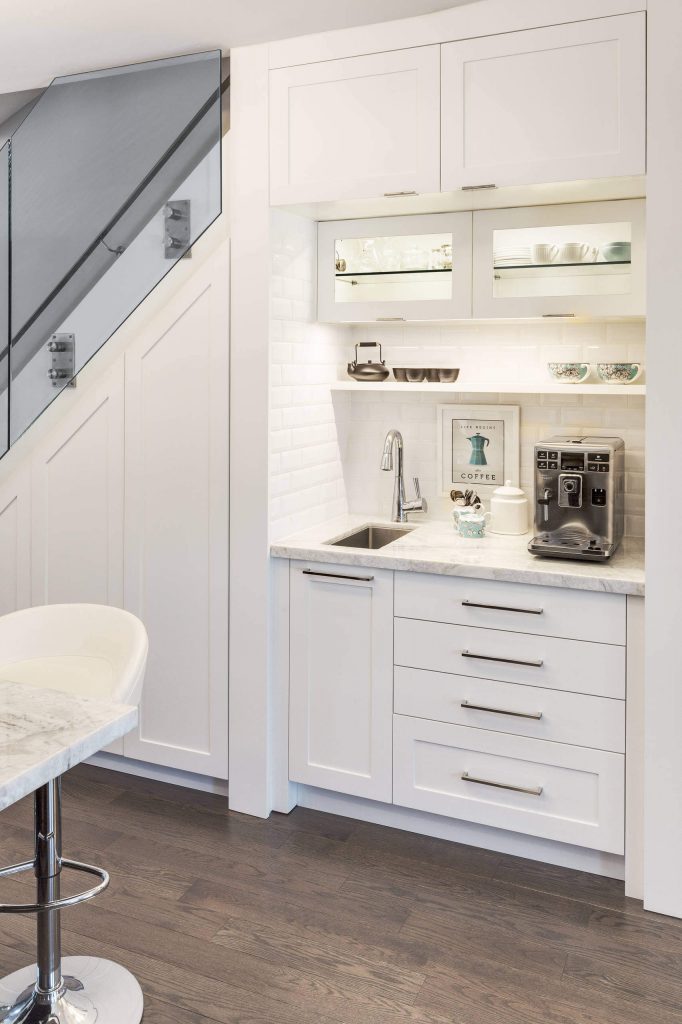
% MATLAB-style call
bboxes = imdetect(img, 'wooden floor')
[0,765,680,1023]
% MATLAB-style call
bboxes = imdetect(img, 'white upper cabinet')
[318,212,472,322]
[441,14,646,190]
[472,198,645,318]
[270,46,441,205]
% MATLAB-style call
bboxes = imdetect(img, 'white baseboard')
[297,785,625,880]
[86,752,229,797]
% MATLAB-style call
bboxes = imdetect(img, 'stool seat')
[0,656,116,698]
[0,603,147,705]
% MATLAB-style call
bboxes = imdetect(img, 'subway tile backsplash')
[270,215,645,540]
[342,323,645,536]
[340,388,645,536]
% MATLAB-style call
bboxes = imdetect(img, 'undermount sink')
[327,525,414,550]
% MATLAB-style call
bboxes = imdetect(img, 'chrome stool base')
[0,780,144,1024]
[0,957,143,1024]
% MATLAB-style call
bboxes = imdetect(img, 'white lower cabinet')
[394,617,625,699]
[122,248,229,778]
[0,468,31,616]
[289,562,393,801]
[0,243,231,778]
[394,667,625,753]
[393,716,625,854]
[288,565,627,856]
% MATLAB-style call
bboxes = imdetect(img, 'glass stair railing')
[0,49,223,457]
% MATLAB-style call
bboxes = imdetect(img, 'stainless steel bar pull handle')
[383,190,418,197]
[376,316,406,322]
[462,600,543,616]
[302,569,374,583]
[461,650,543,668]
[461,771,543,797]
[461,700,543,721]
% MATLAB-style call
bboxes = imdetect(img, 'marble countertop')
[0,680,137,811]
[271,514,645,596]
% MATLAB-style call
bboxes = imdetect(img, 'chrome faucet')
[380,429,427,523]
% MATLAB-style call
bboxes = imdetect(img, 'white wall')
[644,0,682,919]
[228,43,273,816]
[270,209,350,538]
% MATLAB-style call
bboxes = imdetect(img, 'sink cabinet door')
[289,561,393,800]
[441,14,646,191]
[270,47,440,206]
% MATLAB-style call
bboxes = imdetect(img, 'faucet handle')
[413,476,421,499]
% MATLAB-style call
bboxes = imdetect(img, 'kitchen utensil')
[558,242,595,263]
[548,362,591,383]
[532,243,558,264]
[450,488,481,508]
[599,242,631,262]
[453,508,491,539]
[437,368,460,383]
[347,342,390,382]
[405,368,427,382]
[490,480,529,535]
[392,368,408,382]
[595,362,642,384]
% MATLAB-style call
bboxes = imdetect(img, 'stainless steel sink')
[327,525,413,550]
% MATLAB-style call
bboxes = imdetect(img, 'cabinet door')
[318,213,472,323]
[123,244,229,778]
[472,199,645,319]
[270,47,440,205]
[31,364,124,608]
[289,561,393,800]
[442,14,646,190]
[0,468,31,616]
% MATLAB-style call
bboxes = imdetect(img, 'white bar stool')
[0,604,148,1024]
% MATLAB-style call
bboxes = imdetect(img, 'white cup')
[532,243,558,264]
[558,242,595,264]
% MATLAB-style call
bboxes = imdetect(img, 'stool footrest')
[0,857,109,914]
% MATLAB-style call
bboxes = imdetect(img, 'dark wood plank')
[2,763,682,1024]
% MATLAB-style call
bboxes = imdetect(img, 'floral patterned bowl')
[547,363,591,384]
[596,363,642,384]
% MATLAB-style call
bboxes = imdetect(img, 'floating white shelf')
[331,381,646,397]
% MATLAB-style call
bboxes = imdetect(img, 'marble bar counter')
[0,680,136,811]
[271,515,645,596]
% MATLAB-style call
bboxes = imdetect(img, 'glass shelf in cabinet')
[494,260,631,280]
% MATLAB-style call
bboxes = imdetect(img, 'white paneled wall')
[270,210,351,538]
[343,321,645,535]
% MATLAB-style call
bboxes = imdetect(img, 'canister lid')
[493,480,525,498]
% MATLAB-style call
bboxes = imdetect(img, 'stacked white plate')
[493,246,532,267]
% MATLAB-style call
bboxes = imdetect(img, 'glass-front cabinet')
[472,199,645,318]
[317,213,472,322]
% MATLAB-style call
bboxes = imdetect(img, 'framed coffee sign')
[438,404,520,496]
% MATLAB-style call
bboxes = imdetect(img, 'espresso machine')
[528,436,625,561]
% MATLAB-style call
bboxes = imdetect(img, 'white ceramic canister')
[489,480,529,535]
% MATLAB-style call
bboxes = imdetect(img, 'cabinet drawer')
[394,667,624,752]
[394,618,625,699]
[393,715,624,853]
[394,573,625,645]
